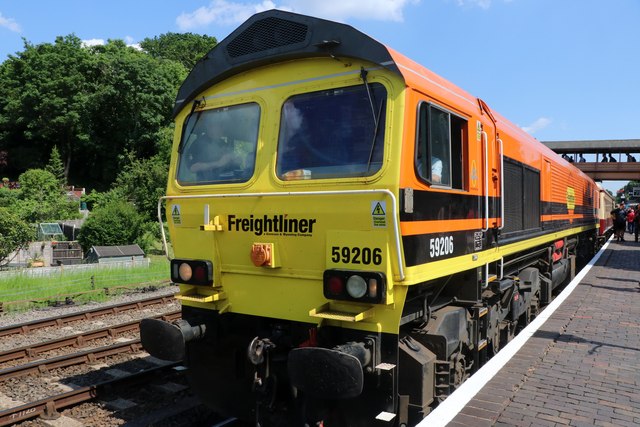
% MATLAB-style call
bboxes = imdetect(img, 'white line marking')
[418,237,611,427]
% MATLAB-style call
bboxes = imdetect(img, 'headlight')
[346,275,367,298]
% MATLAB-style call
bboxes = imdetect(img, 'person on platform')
[627,153,637,162]
[611,203,627,242]
[627,207,635,234]
[578,154,586,162]
[601,153,608,162]
[608,153,617,162]
[634,205,640,242]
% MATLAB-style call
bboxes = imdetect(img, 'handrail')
[482,131,489,232]
[498,138,504,231]
[157,189,406,281]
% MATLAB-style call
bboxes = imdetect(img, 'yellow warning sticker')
[371,201,387,228]
[171,204,182,225]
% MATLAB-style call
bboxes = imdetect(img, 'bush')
[78,199,144,251]
[0,208,35,266]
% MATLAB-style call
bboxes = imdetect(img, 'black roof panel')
[173,9,401,117]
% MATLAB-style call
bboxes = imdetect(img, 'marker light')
[179,263,193,281]
[171,259,213,286]
[327,275,344,296]
[368,278,378,298]
[346,275,367,298]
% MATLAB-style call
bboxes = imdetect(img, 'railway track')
[0,363,180,426]
[0,292,223,426]
[0,294,175,338]
[0,311,180,367]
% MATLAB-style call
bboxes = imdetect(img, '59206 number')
[331,246,382,265]
[429,236,454,258]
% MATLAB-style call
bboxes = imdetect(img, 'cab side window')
[415,102,466,189]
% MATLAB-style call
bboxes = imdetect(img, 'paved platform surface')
[448,237,640,427]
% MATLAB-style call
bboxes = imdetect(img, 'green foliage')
[84,40,185,188]
[113,153,168,221]
[135,221,163,254]
[0,186,19,208]
[140,32,217,70]
[0,35,93,175]
[0,34,187,189]
[45,145,66,186]
[80,188,123,211]
[77,198,144,250]
[14,168,79,223]
[18,168,61,200]
[0,207,35,266]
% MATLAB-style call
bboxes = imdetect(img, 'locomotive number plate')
[429,236,454,258]
[326,230,387,268]
[331,246,383,265]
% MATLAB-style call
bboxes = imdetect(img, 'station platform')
[421,236,640,427]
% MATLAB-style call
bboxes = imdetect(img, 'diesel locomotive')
[140,10,602,426]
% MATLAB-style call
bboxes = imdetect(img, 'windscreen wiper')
[178,98,204,153]
[360,67,378,129]
[361,67,384,171]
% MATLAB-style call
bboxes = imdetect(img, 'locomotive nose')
[140,318,206,361]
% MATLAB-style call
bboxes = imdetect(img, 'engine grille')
[227,17,309,58]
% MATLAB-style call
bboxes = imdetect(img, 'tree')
[113,153,168,221]
[0,35,93,179]
[0,35,185,189]
[77,199,144,251]
[16,169,80,223]
[45,145,66,187]
[0,207,34,267]
[18,169,61,201]
[140,32,217,71]
[82,40,185,188]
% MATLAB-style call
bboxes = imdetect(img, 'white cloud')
[82,38,106,48]
[521,117,552,134]
[125,36,142,51]
[177,0,279,30]
[82,38,142,51]
[282,0,418,22]
[176,0,418,30]
[0,12,21,32]
[455,0,513,9]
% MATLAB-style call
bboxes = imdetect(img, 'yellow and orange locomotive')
[141,10,599,426]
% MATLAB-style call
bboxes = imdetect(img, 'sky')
[1,0,639,194]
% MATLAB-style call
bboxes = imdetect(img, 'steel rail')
[0,339,146,382]
[0,311,180,365]
[0,294,175,338]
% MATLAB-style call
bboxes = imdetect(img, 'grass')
[0,255,171,313]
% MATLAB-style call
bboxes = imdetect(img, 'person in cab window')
[415,143,442,184]
[186,119,240,180]
[431,156,443,183]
